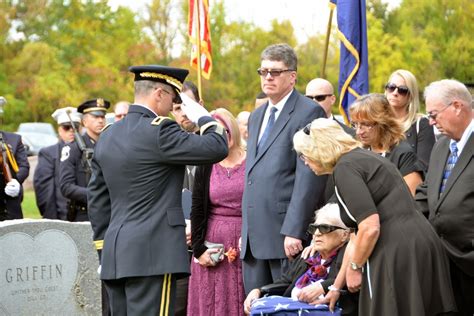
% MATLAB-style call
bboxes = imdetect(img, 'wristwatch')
[350,262,363,271]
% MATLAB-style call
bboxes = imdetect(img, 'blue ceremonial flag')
[330,0,369,124]
[250,296,342,316]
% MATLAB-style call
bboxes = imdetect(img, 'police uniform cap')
[52,107,82,125]
[129,65,189,98]
[77,98,110,116]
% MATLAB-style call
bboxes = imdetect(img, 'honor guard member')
[59,98,110,222]
[87,65,228,315]
[0,131,30,220]
[34,107,82,220]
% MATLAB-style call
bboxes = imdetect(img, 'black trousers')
[242,242,290,295]
[104,274,177,316]
[450,260,474,316]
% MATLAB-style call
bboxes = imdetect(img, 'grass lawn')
[22,189,42,219]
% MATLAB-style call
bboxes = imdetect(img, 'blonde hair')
[350,94,405,152]
[293,118,361,174]
[386,69,421,132]
[212,108,243,150]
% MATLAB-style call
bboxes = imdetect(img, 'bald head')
[237,111,251,140]
[305,78,336,117]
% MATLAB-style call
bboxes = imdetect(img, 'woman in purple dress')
[188,108,246,316]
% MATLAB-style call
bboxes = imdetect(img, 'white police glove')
[180,92,211,124]
[4,179,20,197]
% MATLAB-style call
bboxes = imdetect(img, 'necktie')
[440,142,458,193]
[257,107,278,153]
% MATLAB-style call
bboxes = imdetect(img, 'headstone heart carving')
[0,229,78,315]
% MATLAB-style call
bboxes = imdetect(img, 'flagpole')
[320,5,334,79]
[194,0,203,102]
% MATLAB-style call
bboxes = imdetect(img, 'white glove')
[97,265,101,275]
[180,92,211,124]
[4,179,20,197]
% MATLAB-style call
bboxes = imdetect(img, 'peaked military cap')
[129,65,189,97]
[77,98,110,116]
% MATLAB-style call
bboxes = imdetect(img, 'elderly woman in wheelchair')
[244,203,358,316]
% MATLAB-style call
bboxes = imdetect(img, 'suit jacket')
[405,116,435,172]
[87,105,228,280]
[241,89,327,259]
[34,141,68,220]
[415,133,474,276]
[0,131,30,219]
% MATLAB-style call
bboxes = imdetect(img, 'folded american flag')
[250,296,342,315]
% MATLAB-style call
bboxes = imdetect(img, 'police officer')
[59,98,110,222]
[0,131,29,220]
[87,65,228,315]
[34,107,82,220]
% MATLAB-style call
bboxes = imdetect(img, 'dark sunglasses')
[307,224,346,235]
[384,83,410,96]
[60,124,80,131]
[306,94,332,102]
[257,68,294,77]
[303,123,311,135]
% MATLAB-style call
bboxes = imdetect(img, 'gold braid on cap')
[140,72,183,91]
[83,107,106,114]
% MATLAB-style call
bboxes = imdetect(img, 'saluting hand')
[180,93,210,124]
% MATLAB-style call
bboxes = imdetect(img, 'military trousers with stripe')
[104,274,176,315]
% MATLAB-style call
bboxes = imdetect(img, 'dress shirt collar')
[452,119,474,156]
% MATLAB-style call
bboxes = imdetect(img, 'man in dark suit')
[34,107,82,220]
[171,80,201,316]
[59,98,109,222]
[305,78,355,137]
[241,43,327,294]
[87,65,228,315]
[415,79,473,316]
[0,131,29,220]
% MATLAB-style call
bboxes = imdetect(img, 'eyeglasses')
[303,123,311,135]
[385,83,410,96]
[306,94,332,102]
[60,124,80,132]
[257,68,295,77]
[307,224,346,235]
[350,122,374,130]
[298,152,309,162]
[425,102,453,121]
[161,88,181,104]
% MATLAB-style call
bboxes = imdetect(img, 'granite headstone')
[0,219,101,315]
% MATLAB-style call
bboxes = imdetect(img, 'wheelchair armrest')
[260,283,288,296]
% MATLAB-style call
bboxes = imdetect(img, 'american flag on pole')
[188,0,212,79]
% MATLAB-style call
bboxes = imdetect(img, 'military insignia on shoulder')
[60,145,71,162]
[151,116,171,126]
[101,123,113,133]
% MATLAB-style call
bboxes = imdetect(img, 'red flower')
[224,247,238,263]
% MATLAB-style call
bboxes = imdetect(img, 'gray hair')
[424,79,472,107]
[134,80,164,97]
[261,43,297,71]
[314,203,348,229]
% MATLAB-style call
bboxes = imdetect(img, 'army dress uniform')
[59,99,110,222]
[0,131,30,220]
[87,65,228,315]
